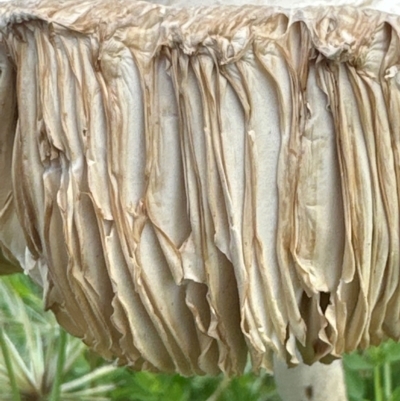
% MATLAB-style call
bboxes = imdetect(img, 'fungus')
[0,0,399,379]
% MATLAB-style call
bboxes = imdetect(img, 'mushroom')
[0,0,398,397]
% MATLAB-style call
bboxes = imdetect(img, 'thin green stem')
[49,329,67,401]
[383,362,392,401]
[374,365,383,401]
[0,328,21,401]
[205,376,230,401]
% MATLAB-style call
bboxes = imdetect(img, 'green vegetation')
[0,274,116,400]
[343,340,400,401]
[1,273,400,401]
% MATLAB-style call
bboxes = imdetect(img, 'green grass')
[2,273,400,401]
[343,340,400,401]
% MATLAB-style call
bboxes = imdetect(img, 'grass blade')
[374,365,383,401]
[60,365,116,392]
[0,329,21,401]
[49,329,67,401]
[384,362,392,401]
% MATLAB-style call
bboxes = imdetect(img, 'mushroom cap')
[1,0,400,375]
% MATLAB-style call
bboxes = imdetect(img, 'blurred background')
[0,273,399,401]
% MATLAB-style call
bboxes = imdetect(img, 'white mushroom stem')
[274,356,348,401]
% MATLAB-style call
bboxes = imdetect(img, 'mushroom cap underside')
[0,0,399,375]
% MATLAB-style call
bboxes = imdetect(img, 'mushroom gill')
[0,0,399,375]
